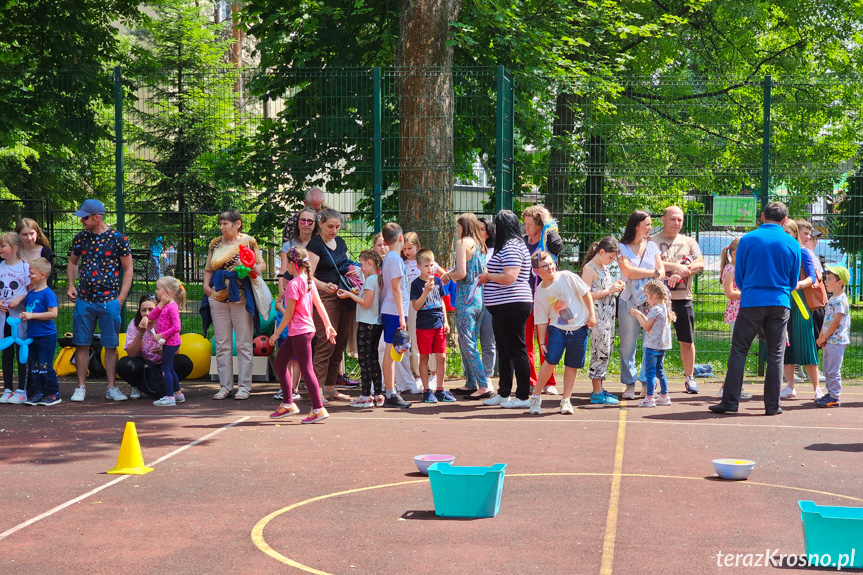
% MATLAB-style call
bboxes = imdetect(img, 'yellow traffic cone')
[107,422,153,475]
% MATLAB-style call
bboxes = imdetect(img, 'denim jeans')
[642,348,668,396]
[618,298,645,386]
[27,335,59,397]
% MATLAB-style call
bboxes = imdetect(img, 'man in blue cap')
[67,199,133,402]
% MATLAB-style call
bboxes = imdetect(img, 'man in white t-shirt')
[650,205,705,393]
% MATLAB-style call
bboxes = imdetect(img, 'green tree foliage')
[125,0,245,279]
[0,0,145,223]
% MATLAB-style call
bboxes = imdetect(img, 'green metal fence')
[3,68,862,377]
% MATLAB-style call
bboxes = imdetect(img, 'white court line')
[0,416,250,541]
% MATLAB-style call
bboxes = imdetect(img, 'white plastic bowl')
[713,458,756,480]
[414,454,456,475]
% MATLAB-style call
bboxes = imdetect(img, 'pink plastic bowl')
[414,454,456,475]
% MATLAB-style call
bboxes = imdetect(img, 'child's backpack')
[53,347,77,377]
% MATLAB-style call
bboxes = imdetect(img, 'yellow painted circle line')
[251,473,863,573]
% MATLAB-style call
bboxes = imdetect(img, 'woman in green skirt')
[779,220,825,401]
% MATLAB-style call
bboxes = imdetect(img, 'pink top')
[284,276,317,336]
[147,301,182,346]
[124,320,162,364]
[722,263,740,324]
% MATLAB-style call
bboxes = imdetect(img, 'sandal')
[325,391,351,402]
[234,389,250,400]
[212,388,233,400]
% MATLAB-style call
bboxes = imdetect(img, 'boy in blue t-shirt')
[410,248,453,403]
[18,258,61,405]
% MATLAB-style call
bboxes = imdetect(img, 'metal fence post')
[373,67,382,232]
[761,75,772,212]
[114,66,127,326]
[756,75,773,376]
[495,65,514,212]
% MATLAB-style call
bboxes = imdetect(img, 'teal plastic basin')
[799,500,863,568]
[428,462,506,518]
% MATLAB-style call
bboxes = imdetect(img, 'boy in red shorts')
[410,248,453,403]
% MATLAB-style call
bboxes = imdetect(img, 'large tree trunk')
[395,0,461,267]
[545,92,577,218]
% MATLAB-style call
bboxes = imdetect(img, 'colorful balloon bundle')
[0,317,33,364]
[236,245,258,279]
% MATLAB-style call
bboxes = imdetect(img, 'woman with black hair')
[477,210,533,408]
[617,210,664,400]
[117,295,193,398]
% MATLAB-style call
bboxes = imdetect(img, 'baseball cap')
[810,229,823,239]
[389,329,412,361]
[73,199,106,218]
[825,265,850,285]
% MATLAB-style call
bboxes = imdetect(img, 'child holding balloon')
[0,232,30,404]
[18,258,60,405]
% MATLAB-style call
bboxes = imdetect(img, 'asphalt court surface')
[1,378,862,574]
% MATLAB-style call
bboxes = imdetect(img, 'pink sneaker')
[270,403,300,419]
[302,408,330,424]
[656,394,672,406]
[637,397,656,407]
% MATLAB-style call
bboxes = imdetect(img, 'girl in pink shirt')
[149,276,186,406]
[270,246,337,423]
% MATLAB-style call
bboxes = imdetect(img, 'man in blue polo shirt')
[711,201,801,416]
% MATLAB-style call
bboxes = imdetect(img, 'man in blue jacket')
[711,201,801,416]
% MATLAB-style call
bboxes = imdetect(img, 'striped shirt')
[484,239,533,306]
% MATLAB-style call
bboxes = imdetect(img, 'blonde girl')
[270,246,337,423]
[338,249,385,408]
[581,237,626,405]
[629,280,675,407]
[16,218,55,286]
[149,276,186,406]
[400,231,425,392]
[373,232,389,257]
[720,238,741,332]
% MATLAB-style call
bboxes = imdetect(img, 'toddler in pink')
[149,276,186,406]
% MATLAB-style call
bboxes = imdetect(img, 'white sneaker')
[656,394,672,406]
[500,397,531,409]
[814,387,825,400]
[273,389,283,400]
[559,398,574,415]
[716,387,724,398]
[153,396,176,406]
[7,390,27,404]
[637,397,656,407]
[529,395,542,415]
[622,385,636,400]
[129,387,141,399]
[105,387,128,401]
[544,386,559,395]
[818,374,826,382]
[0,389,12,403]
[779,386,797,399]
[482,393,508,406]
[293,392,302,402]
[793,374,805,383]
[71,387,86,402]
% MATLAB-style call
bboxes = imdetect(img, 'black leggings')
[2,320,26,391]
[116,355,193,397]
[488,302,532,400]
[357,322,384,397]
